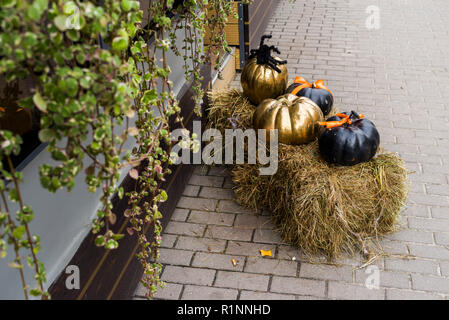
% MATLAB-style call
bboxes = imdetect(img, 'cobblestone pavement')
[135,0,449,300]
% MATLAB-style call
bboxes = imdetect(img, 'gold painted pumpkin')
[253,94,324,145]
[241,35,288,105]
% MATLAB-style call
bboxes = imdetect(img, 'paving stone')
[270,276,326,297]
[205,225,253,241]
[161,234,177,248]
[402,205,429,217]
[175,236,226,253]
[431,207,449,219]
[165,221,206,237]
[192,252,244,271]
[408,217,449,232]
[300,263,353,282]
[177,197,217,211]
[355,269,410,290]
[171,208,190,222]
[408,243,449,260]
[386,288,444,300]
[239,291,296,300]
[193,165,209,176]
[181,285,238,300]
[386,229,434,244]
[158,248,193,266]
[276,245,306,260]
[188,210,235,226]
[182,185,200,197]
[378,240,409,255]
[226,241,276,257]
[295,295,325,300]
[189,175,224,187]
[215,271,270,291]
[440,261,449,277]
[385,258,439,275]
[222,177,234,189]
[199,187,234,200]
[161,266,216,286]
[245,257,298,276]
[407,194,449,207]
[328,282,385,300]
[207,166,230,177]
[135,282,182,300]
[426,185,449,197]
[411,274,449,294]
[253,229,285,244]
[234,214,273,229]
[216,200,257,214]
[153,283,183,300]
[435,233,449,246]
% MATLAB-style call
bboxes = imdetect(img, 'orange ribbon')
[318,113,364,129]
[291,76,333,97]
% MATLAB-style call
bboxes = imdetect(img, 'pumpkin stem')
[349,111,364,120]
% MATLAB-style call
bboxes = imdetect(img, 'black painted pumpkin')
[318,111,380,166]
[286,76,333,116]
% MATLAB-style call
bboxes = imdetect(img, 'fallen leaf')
[231,259,238,267]
[259,249,272,257]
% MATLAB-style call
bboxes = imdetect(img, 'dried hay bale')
[206,89,408,260]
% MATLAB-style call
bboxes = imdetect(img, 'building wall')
[0,28,194,299]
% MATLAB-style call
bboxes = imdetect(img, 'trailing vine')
[0,0,250,299]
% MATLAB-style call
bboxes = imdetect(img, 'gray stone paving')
[135,0,449,300]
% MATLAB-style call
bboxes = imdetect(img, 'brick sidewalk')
[135,0,449,300]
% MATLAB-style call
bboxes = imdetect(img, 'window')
[0,78,43,171]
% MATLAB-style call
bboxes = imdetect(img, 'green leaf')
[38,129,54,142]
[94,128,105,141]
[29,289,42,297]
[121,0,132,12]
[54,15,68,31]
[33,91,47,112]
[95,235,105,247]
[9,188,19,202]
[12,226,25,240]
[141,89,157,105]
[66,78,79,97]
[63,1,77,15]
[160,190,167,202]
[105,239,118,249]
[1,0,17,8]
[112,36,128,51]
[34,0,48,11]
[26,5,41,21]
[51,177,61,189]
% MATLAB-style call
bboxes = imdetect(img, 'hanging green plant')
[0,0,250,300]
